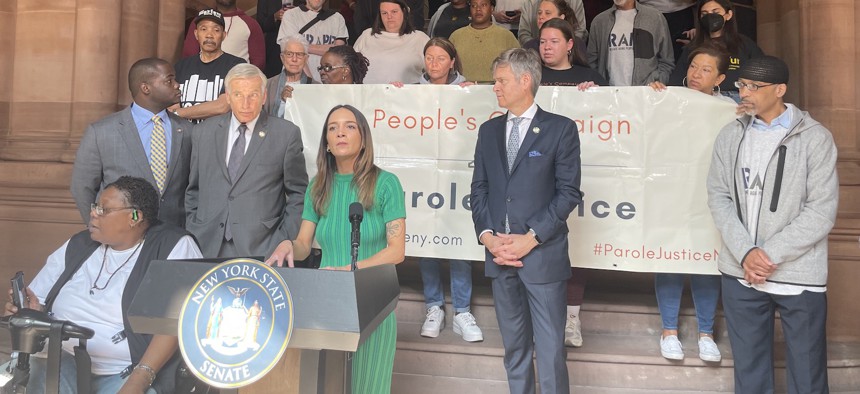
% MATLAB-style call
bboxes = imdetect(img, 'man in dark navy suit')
[470,48,582,394]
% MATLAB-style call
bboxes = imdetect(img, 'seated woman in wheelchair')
[4,176,202,393]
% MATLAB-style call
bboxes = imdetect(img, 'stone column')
[0,0,186,163]
[66,0,124,160]
[0,0,187,291]
[758,0,860,339]
[0,1,16,140]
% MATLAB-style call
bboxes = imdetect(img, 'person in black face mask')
[667,0,763,102]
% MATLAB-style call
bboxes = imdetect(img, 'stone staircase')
[0,260,856,393]
[391,259,860,393]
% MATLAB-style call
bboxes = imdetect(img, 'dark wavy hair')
[106,176,160,226]
[326,45,370,84]
[313,105,380,214]
[371,0,416,36]
[691,0,742,55]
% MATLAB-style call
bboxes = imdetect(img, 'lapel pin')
[177,128,182,133]
[258,131,266,138]
[532,127,540,134]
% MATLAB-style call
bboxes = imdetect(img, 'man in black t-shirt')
[173,9,246,123]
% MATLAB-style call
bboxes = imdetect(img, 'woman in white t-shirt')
[354,0,430,84]
[4,176,203,393]
[649,42,734,363]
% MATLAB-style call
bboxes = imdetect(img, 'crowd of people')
[1,0,838,393]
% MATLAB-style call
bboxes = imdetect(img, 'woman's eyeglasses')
[90,203,134,217]
[317,65,349,73]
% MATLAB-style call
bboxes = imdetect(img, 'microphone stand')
[349,202,363,271]
[350,241,359,271]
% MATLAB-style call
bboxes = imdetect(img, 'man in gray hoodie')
[706,56,837,394]
[586,0,674,86]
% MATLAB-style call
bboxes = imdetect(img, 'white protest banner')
[283,85,736,274]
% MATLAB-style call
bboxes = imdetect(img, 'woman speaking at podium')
[267,104,406,392]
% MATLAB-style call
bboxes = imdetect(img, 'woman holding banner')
[390,38,485,342]
[538,18,606,89]
[535,18,605,348]
[264,35,317,118]
[266,105,406,392]
[318,45,370,84]
[650,43,734,362]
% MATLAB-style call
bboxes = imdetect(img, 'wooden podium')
[126,260,400,394]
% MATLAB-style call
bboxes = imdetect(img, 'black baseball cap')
[195,9,226,28]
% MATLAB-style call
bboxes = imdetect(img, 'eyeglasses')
[282,51,307,59]
[317,65,349,73]
[734,81,774,92]
[90,203,134,217]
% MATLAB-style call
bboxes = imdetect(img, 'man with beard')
[182,0,266,70]
[174,9,246,122]
[707,56,837,394]
[71,58,193,228]
[587,0,674,86]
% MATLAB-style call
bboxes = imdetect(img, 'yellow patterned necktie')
[150,115,167,194]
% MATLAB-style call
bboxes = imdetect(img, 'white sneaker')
[698,336,722,362]
[564,314,583,347]
[660,335,684,360]
[453,312,484,342]
[420,306,445,338]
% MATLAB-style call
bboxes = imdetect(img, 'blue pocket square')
[528,150,542,157]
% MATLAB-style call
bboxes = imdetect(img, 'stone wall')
[757,0,860,339]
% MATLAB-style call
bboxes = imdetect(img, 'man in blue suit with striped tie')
[470,48,582,394]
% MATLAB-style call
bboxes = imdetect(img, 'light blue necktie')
[505,117,524,233]
[507,117,523,173]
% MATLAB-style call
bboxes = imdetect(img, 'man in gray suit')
[470,48,582,394]
[71,57,192,228]
[185,63,308,258]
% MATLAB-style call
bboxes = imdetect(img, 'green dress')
[302,170,405,393]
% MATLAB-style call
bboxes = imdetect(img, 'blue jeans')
[419,258,473,312]
[655,273,720,334]
[26,350,157,394]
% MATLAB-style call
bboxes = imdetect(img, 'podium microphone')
[349,202,363,271]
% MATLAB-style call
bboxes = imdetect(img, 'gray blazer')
[185,112,308,258]
[70,106,193,228]
[263,71,316,118]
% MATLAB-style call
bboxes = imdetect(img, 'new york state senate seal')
[178,258,293,388]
